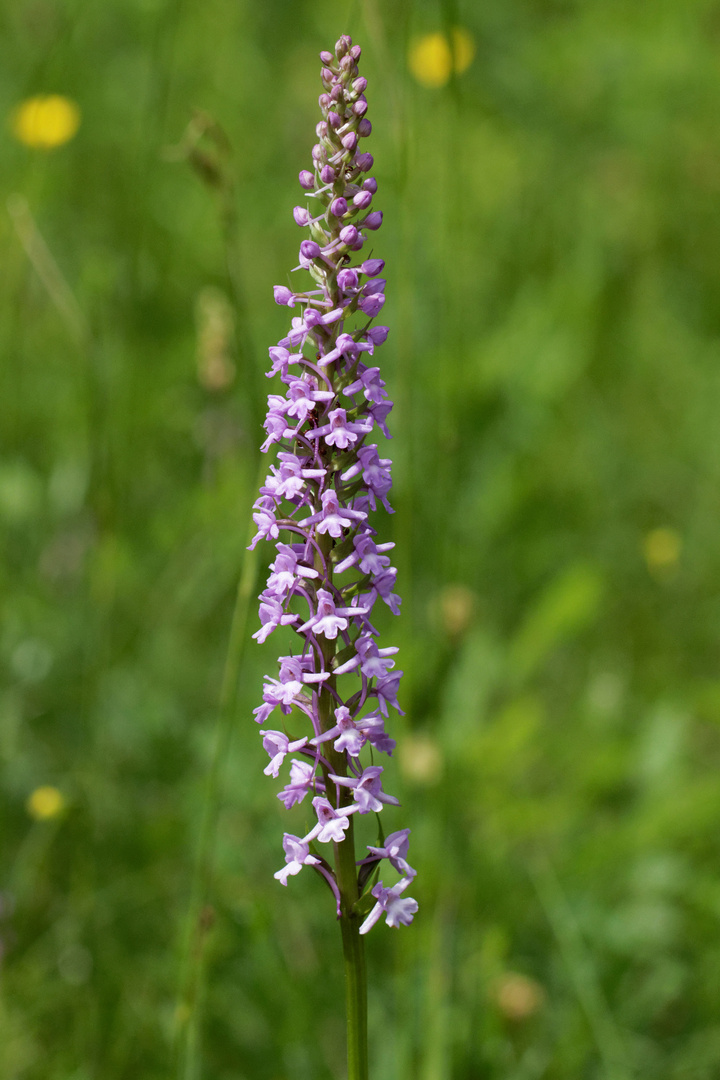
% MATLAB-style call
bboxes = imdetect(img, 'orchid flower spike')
[251,37,417,938]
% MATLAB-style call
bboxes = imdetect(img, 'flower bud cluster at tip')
[251,35,417,934]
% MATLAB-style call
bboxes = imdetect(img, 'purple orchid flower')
[274,834,321,886]
[359,878,419,935]
[251,35,416,938]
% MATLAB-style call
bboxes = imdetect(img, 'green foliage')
[3,0,720,1077]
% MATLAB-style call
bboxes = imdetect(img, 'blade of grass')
[529,857,633,1080]
[172,455,265,1080]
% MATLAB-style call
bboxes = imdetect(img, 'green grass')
[3,1,720,1077]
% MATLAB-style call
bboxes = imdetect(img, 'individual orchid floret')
[368,400,393,439]
[373,670,404,716]
[262,730,309,778]
[305,795,358,844]
[358,878,419,935]
[311,704,366,757]
[285,376,334,423]
[355,712,396,754]
[297,588,368,640]
[261,453,326,502]
[365,566,402,615]
[306,407,372,449]
[250,493,281,539]
[274,834,321,885]
[280,305,344,350]
[255,654,330,724]
[317,331,372,368]
[266,345,304,378]
[278,653,330,687]
[330,765,400,814]
[334,533,395,576]
[355,636,399,678]
[252,595,299,643]
[365,829,417,880]
[266,543,319,597]
[302,489,367,539]
[343,365,388,404]
[277,758,322,809]
[332,635,397,679]
[260,409,291,455]
[342,445,394,512]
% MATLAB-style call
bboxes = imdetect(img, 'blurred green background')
[3,0,720,1077]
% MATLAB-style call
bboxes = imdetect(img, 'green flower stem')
[316,532,369,1080]
[336,834,369,1080]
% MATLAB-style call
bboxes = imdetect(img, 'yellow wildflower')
[408,28,476,89]
[451,28,476,75]
[12,95,80,149]
[27,785,65,820]
[643,527,682,575]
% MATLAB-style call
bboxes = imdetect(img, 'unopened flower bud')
[339,54,355,73]
[362,211,383,230]
[293,206,311,226]
[342,131,358,152]
[361,258,385,276]
[330,197,348,217]
[335,35,351,58]
[350,45,362,60]
[320,165,336,184]
[339,224,358,245]
[367,324,389,344]
[363,277,385,296]
[316,121,328,139]
[353,76,368,94]
[363,177,378,194]
[358,119,372,138]
[353,99,368,117]
[355,152,373,172]
[300,240,321,259]
[330,84,343,102]
[299,170,315,190]
[320,50,333,64]
[312,144,326,163]
[358,293,385,317]
[353,190,372,210]
[273,285,295,306]
[319,93,331,109]
[321,66,334,83]
[328,111,342,129]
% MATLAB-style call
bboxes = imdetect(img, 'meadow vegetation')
[3,1,720,1077]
